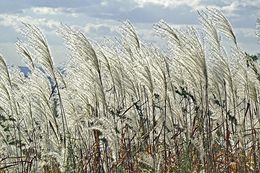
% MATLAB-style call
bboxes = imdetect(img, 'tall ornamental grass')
[0,9,260,173]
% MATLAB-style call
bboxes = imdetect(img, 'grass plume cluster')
[0,9,260,173]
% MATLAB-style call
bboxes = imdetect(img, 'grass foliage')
[0,9,260,173]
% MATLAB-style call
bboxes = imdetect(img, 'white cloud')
[239,0,260,7]
[30,7,79,17]
[218,0,260,17]
[31,7,64,15]
[221,1,240,16]
[134,0,202,9]
[0,14,60,31]
[84,23,116,33]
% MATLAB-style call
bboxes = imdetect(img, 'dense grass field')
[0,9,260,172]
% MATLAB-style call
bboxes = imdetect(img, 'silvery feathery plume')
[121,20,140,55]
[119,21,157,99]
[20,23,68,146]
[0,55,17,117]
[16,39,35,71]
[0,54,12,87]
[206,8,237,46]
[155,21,207,94]
[58,24,107,110]
[20,23,54,76]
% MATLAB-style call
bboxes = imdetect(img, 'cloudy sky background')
[0,0,259,65]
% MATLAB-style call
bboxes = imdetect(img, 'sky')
[0,0,259,65]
